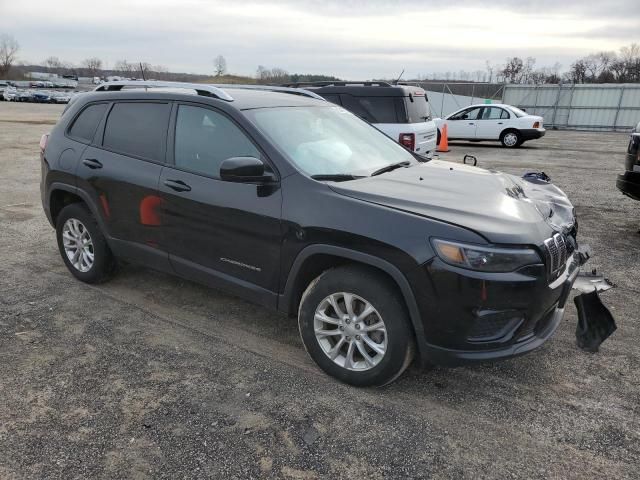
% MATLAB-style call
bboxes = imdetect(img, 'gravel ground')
[0,101,639,479]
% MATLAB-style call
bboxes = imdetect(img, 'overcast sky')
[2,0,639,78]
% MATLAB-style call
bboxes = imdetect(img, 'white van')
[288,82,438,158]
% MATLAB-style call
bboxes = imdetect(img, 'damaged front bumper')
[419,246,581,367]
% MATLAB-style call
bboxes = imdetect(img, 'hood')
[329,161,575,244]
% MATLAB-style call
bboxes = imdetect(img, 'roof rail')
[280,81,393,88]
[214,84,325,101]
[93,81,234,102]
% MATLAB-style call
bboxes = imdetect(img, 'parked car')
[616,121,640,201]
[3,86,19,101]
[32,91,52,103]
[41,81,581,386]
[51,92,73,103]
[17,90,34,102]
[284,82,438,158]
[435,104,545,148]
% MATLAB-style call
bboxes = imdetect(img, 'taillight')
[399,133,415,150]
[533,121,540,129]
[39,133,49,153]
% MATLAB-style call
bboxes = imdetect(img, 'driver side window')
[174,105,260,178]
[451,107,482,121]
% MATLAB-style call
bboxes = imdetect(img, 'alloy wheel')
[62,218,94,272]
[314,292,387,371]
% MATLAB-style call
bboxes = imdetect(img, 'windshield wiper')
[370,161,411,177]
[310,174,364,182]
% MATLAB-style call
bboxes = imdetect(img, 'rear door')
[446,107,483,139]
[158,103,283,306]
[475,106,509,139]
[77,101,171,265]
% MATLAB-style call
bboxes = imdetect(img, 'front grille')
[544,233,568,280]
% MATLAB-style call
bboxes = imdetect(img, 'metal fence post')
[551,84,562,127]
[613,85,626,132]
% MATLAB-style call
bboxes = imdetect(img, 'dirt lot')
[0,101,639,479]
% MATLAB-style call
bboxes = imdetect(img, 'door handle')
[164,179,192,192]
[82,158,102,169]
[468,122,475,125]
[498,122,503,125]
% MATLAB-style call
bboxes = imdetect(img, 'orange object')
[437,124,450,152]
[139,195,163,226]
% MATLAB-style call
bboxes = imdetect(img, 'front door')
[158,103,283,306]
[446,106,483,139]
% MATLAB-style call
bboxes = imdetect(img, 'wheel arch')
[499,127,521,139]
[48,183,107,234]
[279,245,428,360]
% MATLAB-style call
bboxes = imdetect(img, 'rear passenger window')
[68,103,107,143]
[482,107,504,120]
[340,95,398,123]
[174,105,260,178]
[500,109,510,119]
[103,102,171,161]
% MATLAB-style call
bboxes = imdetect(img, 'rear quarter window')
[102,102,171,161]
[339,95,399,123]
[68,103,108,143]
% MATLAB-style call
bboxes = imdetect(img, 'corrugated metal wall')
[502,84,640,131]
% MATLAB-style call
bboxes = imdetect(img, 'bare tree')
[569,59,588,83]
[485,60,494,83]
[81,57,103,75]
[502,57,524,83]
[213,55,227,76]
[114,60,137,76]
[0,34,20,77]
[43,56,62,71]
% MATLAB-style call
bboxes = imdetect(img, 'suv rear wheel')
[56,203,116,283]
[298,265,414,387]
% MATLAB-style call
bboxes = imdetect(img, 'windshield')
[507,106,528,117]
[244,106,416,177]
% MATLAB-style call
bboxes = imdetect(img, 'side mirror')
[460,114,468,120]
[220,157,273,184]
[463,154,478,166]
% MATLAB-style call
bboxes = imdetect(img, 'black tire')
[500,130,522,148]
[298,265,415,387]
[55,203,116,284]
[436,128,441,146]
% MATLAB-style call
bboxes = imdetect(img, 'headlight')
[432,239,541,273]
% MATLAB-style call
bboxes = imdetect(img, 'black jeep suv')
[41,81,580,386]
[617,121,640,201]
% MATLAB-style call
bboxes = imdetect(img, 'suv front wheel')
[56,203,116,283]
[298,265,414,387]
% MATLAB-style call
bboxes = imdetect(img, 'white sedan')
[435,104,545,148]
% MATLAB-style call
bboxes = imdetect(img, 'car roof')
[75,87,328,110]
[306,84,425,97]
[457,103,514,110]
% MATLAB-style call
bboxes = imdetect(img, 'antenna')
[394,69,405,85]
